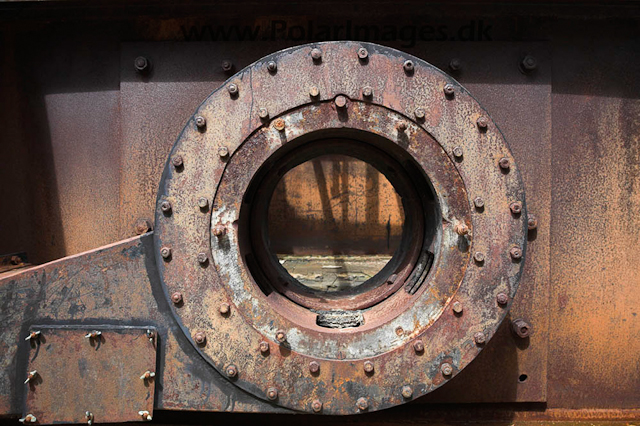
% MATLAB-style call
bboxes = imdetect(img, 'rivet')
[528,214,538,230]
[194,331,206,345]
[138,411,152,421]
[24,370,37,384]
[453,147,463,159]
[414,108,425,120]
[403,60,415,74]
[510,201,523,215]
[362,86,373,98]
[497,293,509,305]
[309,86,320,98]
[499,157,511,171]
[396,121,408,132]
[25,331,41,341]
[443,83,455,96]
[171,292,183,304]
[474,252,485,263]
[357,47,368,60]
[213,225,226,237]
[334,95,347,109]
[19,414,37,423]
[512,318,532,338]
[219,303,230,315]
[521,55,537,72]
[363,361,374,374]
[135,219,152,235]
[139,370,155,380]
[477,116,489,129]
[259,341,270,354]
[401,385,413,399]
[449,58,461,72]
[226,364,238,378]
[195,115,206,129]
[160,200,172,213]
[275,329,287,343]
[160,246,171,259]
[228,83,238,96]
[474,197,485,209]
[218,146,229,158]
[267,61,277,73]
[221,60,234,73]
[311,399,323,413]
[134,56,149,74]
[474,331,486,345]
[510,247,523,260]
[452,301,463,314]
[413,340,424,353]
[274,118,286,131]
[197,252,208,264]
[455,223,469,236]
[356,397,368,411]
[266,387,279,400]
[311,48,322,61]
[171,155,183,168]
[309,361,320,374]
[258,107,269,119]
[441,362,453,376]
[197,197,208,209]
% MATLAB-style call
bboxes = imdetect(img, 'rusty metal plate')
[153,41,528,414]
[22,326,157,424]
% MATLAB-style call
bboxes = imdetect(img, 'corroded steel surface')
[23,326,157,424]
[153,41,528,414]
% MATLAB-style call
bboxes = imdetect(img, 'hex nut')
[228,83,238,96]
[401,385,413,399]
[311,399,323,413]
[197,197,209,209]
[449,58,461,71]
[171,155,183,168]
[171,292,183,304]
[194,331,206,345]
[512,318,532,338]
[309,86,320,98]
[477,116,489,129]
[363,361,374,374]
[528,214,538,230]
[309,361,320,374]
[311,48,322,61]
[510,247,523,260]
[453,147,463,158]
[455,223,469,236]
[218,146,229,158]
[259,341,270,354]
[275,329,286,343]
[160,200,172,213]
[221,60,234,73]
[160,246,171,259]
[444,83,455,96]
[356,397,368,410]
[219,303,230,315]
[274,118,286,131]
[474,252,485,263]
[452,301,463,314]
[335,95,347,108]
[499,157,511,170]
[266,387,279,400]
[195,115,206,129]
[474,331,486,345]
[135,219,152,235]
[414,108,425,120]
[362,86,373,98]
[134,56,149,73]
[497,292,509,305]
[474,197,485,209]
[213,225,227,237]
[510,201,523,215]
[521,55,538,71]
[396,121,408,132]
[267,61,277,73]
[258,107,269,119]
[413,340,424,353]
[441,362,453,376]
[197,252,208,264]
[226,364,238,378]
[357,47,368,60]
[403,60,414,73]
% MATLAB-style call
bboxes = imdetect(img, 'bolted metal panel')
[22,326,157,424]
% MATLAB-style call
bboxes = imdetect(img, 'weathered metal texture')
[22,326,157,424]
[0,235,290,420]
[154,41,528,414]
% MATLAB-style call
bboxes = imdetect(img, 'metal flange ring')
[154,41,527,415]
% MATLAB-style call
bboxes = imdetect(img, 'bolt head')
[134,56,149,73]
[160,200,172,212]
[266,387,278,400]
[510,201,523,215]
[195,115,206,129]
[334,95,347,109]
[452,301,463,314]
[363,361,374,373]
[455,223,469,236]
[477,116,489,129]
[474,197,485,209]
[171,155,183,168]
[510,247,523,260]
[226,364,238,377]
[522,55,537,71]
[512,319,532,338]
[401,385,413,399]
[449,58,461,71]
[258,107,269,119]
[135,219,152,235]
[267,60,277,73]
[218,146,229,158]
[311,48,322,61]
[497,292,509,305]
[474,252,485,263]
[499,157,511,170]
[356,397,368,410]
[396,121,408,132]
[444,83,455,96]
[413,340,424,353]
[197,252,208,264]
[197,197,208,209]
[221,60,233,72]
[219,303,230,315]
[453,147,463,158]
[259,341,270,354]
[194,331,206,345]
[273,118,286,131]
[403,60,414,73]
[311,399,323,413]
[474,331,486,345]
[227,83,238,96]
[441,362,453,376]
[213,224,226,237]
[357,47,369,60]
[362,86,373,98]
[171,292,183,304]
[160,246,171,259]
[414,108,425,120]
[528,214,538,230]
[275,330,286,343]
[309,86,320,98]
[309,361,320,374]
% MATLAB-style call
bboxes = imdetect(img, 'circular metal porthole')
[154,41,528,415]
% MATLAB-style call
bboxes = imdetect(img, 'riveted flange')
[154,41,527,415]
